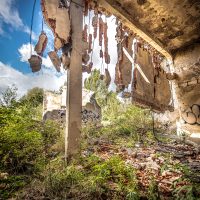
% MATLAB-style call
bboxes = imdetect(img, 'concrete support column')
[65,0,83,158]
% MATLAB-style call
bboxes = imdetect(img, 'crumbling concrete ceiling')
[106,0,200,54]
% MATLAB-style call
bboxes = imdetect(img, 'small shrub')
[82,155,139,199]
[0,98,61,174]
[173,180,200,200]
[44,158,84,199]
[147,177,160,200]
[0,174,28,199]
[0,127,44,173]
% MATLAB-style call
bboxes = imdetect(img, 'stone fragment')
[82,51,90,64]
[88,34,92,53]
[28,55,42,72]
[0,173,8,179]
[146,158,160,170]
[82,62,93,74]
[34,31,48,56]
[82,41,89,52]
[92,15,98,39]
[104,68,111,87]
[61,54,70,70]
[196,116,200,125]
[48,51,61,72]
[41,0,70,50]
[54,37,63,51]
[126,148,133,155]
[191,104,200,118]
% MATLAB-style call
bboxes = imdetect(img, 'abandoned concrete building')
[43,86,101,124]
[29,0,200,156]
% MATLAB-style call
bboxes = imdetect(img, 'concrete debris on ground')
[82,137,200,197]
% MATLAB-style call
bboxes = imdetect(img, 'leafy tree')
[20,87,44,107]
[84,69,116,107]
[84,69,102,92]
[0,86,60,173]
[0,85,17,107]
[0,86,62,199]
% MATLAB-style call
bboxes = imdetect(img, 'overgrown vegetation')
[84,69,153,146]
[0,80,199,199]
[18,155,139,200]
[0,86,61,199]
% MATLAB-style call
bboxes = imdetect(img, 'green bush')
[20,87,44,107]
[20,155,139,200]
[44,158,84,199]
[82,155,138,199]
[87,156,138,194]
[0,118,60,174]
[0,174,28,199]
[0,127,43,172]
[0,89,61,174]
[0,87,64,199]
[109,105,151,135]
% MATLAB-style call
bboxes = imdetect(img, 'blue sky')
[0,0,41,73]
[0,0,66,96]
[0,0,118,96]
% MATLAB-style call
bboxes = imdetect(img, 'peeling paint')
[41,0,70,51]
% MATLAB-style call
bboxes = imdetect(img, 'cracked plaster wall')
[174,43,200,137]
[154,43,200,142]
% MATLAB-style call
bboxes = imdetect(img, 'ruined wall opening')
[34,0,200,144]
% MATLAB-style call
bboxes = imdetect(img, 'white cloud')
[18,43,54,69]
[0,0,37,38]
[0,61,65,97]
[0,0,23,29]
[42,56,54,68]
[18,43,36,62]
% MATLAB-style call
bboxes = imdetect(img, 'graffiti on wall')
[82,109,101,124]
[182,104,200,125]
[43,108,101,124]
[43,89,101,125]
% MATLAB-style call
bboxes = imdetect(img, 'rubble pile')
[83,136,200,198]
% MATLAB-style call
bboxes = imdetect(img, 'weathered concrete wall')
[43,88,101,124]
[175,43,200,83]
[174,43,200,138]
[43,91,61,113]
[43,90,64,123]
[154,43,200,144]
